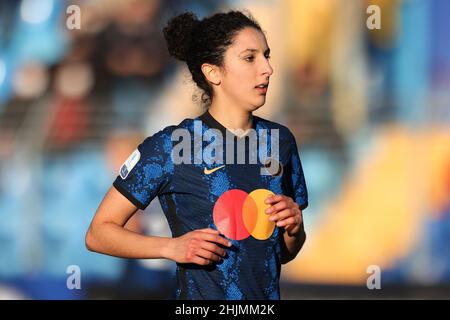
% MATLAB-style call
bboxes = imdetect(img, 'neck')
[208,100,253,133]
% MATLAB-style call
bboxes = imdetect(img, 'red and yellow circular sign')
[213,189,275,241]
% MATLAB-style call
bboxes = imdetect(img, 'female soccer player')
[86,10,308,300]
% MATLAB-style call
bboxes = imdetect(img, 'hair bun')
[163,12,199,62]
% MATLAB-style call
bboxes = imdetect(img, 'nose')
[262,58,273,77]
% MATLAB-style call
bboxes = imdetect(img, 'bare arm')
[85,186,172,259]
[85,186,231,264]
[280,220,306,264]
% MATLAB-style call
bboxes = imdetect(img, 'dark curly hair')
[163,10,262,106]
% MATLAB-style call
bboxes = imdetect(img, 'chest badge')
[262,158,283,177]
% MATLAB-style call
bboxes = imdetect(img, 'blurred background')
[0,0,449,299]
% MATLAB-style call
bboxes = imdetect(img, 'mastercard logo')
[213,189,275,241]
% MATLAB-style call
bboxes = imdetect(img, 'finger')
[285,224,296,235]
[279,213,303,228]
[268,208,294,222]
[199,233,232,247]
[199,228,228,238]
[191,256,211,266]
[201,241,227,257]
[264,194,284,204]
[196,248,221,263]
[276,216,296,227]
[265,200,289,214]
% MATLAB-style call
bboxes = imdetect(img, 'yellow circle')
[244,189,275,240]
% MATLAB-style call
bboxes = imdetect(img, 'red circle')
[213,189,250,240]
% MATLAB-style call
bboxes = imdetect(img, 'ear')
[201,63,221,86]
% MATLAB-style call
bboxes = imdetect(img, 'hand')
[165,228,232,266]
[265,195,304,237]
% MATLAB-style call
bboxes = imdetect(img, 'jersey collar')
[199,110,257,140]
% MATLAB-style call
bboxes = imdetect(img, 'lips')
[255,83,269,94]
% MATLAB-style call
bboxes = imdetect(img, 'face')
[216,27,273,112]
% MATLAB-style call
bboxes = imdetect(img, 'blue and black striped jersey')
[113,110,308,299]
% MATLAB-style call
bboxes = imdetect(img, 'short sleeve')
[285,131,308,211]
[112,129,174,210]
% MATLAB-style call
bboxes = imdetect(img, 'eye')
[265,54,271,60]
[245,56,255,62]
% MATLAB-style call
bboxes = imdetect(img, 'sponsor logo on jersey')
[120,149,141,179]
